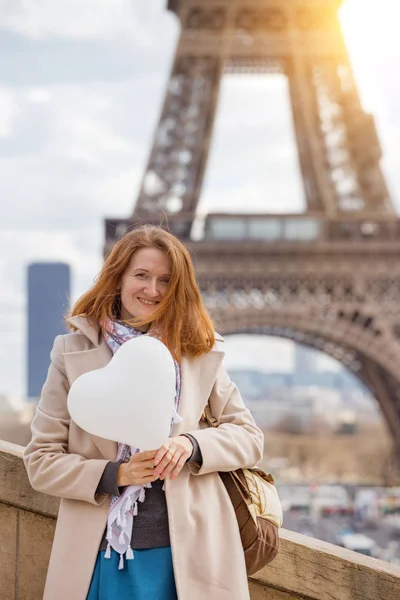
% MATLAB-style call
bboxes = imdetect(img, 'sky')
[0,0,399,396]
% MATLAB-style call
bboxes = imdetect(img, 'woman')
[24,225,264,600]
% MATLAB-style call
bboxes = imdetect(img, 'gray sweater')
[96,434,202,550]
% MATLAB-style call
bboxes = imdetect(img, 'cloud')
[0,87,19,135]
[0,81,166,233]
[0,0,179,86]
[2,0,152,41]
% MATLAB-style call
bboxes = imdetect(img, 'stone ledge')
[0,440,59,518]
[250,529,400,600]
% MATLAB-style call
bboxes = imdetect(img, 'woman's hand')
[153,436,194,481]
[117,449,159,487]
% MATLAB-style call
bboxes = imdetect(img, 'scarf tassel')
[119,554,124,570]
[104,543,111,559]
[172,408,183,424]
[126,546,134,560]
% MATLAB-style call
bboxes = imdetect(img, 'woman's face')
[119,247,171,321]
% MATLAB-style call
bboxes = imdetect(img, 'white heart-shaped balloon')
[67,336,176,450]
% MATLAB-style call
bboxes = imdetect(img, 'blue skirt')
[86,547,178,600]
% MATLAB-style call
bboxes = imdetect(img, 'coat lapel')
[62,339,112,385]
[172,346,224,436]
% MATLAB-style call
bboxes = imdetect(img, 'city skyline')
[0,0,399,395]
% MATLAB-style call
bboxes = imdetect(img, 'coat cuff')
[180,433,203,466]
[95,461,122,497]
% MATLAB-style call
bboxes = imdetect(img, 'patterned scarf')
[102,318,182,569]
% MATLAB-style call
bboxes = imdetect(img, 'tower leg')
[134,42,224,236]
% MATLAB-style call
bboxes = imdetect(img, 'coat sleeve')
[185,362,264,476]
[23,335,110,505]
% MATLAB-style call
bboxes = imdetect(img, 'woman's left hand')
[153,436,193,481]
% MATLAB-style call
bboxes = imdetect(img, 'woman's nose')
[144,279,159,297]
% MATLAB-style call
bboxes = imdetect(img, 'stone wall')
[1,440,400,600]
[0,441,58,600]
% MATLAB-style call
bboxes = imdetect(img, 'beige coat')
[24,316,264,600]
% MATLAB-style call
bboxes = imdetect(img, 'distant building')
[229,367,370,398]
[27,262,71,400]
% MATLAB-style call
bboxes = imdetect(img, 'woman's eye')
[135,273,146,279]
[161,279,170,285]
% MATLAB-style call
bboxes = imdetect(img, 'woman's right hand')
[117,450,159,487]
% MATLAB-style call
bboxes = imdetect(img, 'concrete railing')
[1,440,400,600]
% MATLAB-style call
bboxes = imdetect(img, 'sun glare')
[340,0,398,51]
[339,0,399,111]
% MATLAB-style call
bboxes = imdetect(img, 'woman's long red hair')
[69,225,215,360]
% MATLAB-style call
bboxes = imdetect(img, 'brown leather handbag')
[202,404,282,575]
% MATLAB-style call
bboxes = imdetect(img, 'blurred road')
[283,511,400,562]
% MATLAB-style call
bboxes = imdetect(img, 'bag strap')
[202,402,252,502]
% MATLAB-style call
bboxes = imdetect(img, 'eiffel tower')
[105,1,400,459]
